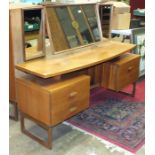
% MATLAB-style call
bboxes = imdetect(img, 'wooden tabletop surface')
[16,41,136,78]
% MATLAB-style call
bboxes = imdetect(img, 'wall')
[130,0,145,17]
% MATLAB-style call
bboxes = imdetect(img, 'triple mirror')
[23,4,102,60]
[45,4,101,53]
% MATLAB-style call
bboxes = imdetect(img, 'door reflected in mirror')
[24,9,45,61]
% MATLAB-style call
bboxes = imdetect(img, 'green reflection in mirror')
[24,9,44,60]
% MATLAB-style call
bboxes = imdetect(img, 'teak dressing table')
[16,41,138,149]
[11,3,139,149]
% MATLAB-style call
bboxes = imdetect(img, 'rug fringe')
[63,121,135,155]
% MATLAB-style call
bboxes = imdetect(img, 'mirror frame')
[44,3,103,55]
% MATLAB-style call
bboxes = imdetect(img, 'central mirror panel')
[45,4,101,53]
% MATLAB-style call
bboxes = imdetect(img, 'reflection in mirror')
[24,9,45,60]
[55,7,80,48]
[45,4,101,54]
[70,5,93,44]
[82,5,100,41]
[99,5,112,38]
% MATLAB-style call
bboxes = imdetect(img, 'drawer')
[50,75,90,126]
[102,53,140,91]
[16,75,90,126]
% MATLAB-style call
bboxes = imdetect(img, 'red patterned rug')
[67,80,145,153]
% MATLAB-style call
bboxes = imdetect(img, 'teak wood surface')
[16,41,136,78]
[9,15,16,102]
[16,75,90,126]
[101,53,140,91]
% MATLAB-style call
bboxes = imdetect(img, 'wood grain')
[16,78,51,125]
[45,7,69,51]
[9,14,16,102]
[16,41,136,78]
[101,53,140,91]
[50,75,90,125]
[10,9,25,64]
[16,75,90,126]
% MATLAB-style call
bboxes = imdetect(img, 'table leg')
[9,102,18,121]
[20,112,52,149]
[119,82,136,97]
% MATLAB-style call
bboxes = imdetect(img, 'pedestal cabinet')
[16,75,90,149]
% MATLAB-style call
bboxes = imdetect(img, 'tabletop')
[16,40,136,78]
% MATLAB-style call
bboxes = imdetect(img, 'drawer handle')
[128,66,133,72]
[69,107,77,112]
[69,91,78,98]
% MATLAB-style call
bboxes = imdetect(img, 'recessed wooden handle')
[69,107,77,112]
[128,66,133,72]
[69,91,78,98]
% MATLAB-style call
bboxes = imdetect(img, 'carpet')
[67,80,145,153]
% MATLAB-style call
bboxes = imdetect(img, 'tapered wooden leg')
[9,102,18,121]
[20,112,52,149]
[119,82,136,97]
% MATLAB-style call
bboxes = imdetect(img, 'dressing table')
[10,3,139,149]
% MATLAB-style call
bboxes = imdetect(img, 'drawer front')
[50,76,90,125]
[115,57,140,90]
